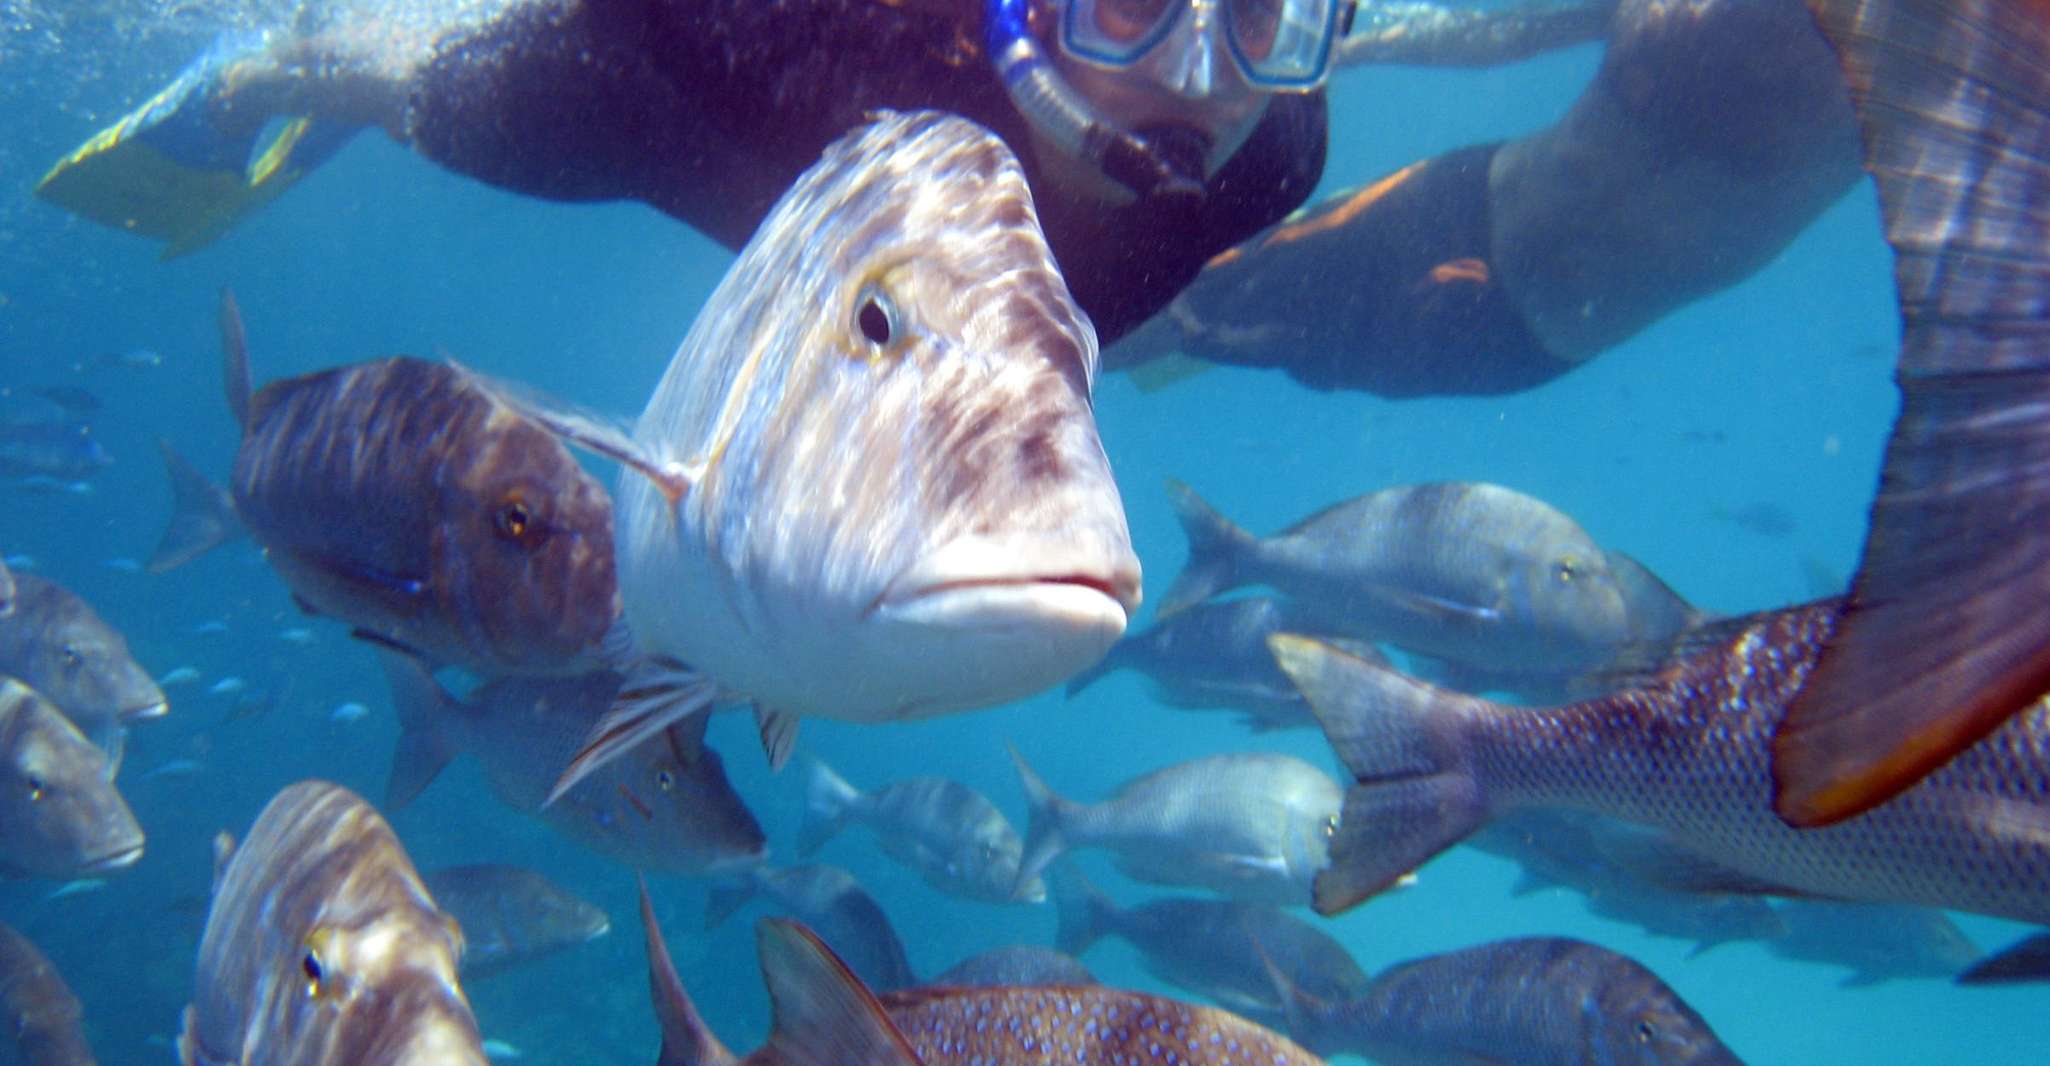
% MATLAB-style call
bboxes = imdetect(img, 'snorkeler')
[35,0,1355,344]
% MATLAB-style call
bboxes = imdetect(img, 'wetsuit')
[400,0,1328,344]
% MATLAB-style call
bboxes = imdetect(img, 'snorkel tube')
[986,0,1208,206]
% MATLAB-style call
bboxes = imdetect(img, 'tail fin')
[548,657,718,806]
[641,875,740,1066]
[798,758,862,856]
[1009,743,1081,903]
[378,651,462,810]
[1267,634,1490,916]
[146,438,240,573]
[1048,866,1117,956]
[1157,480,1255,617]
[218,288,252,434]
[704,875,759,932]
[754,919,922,1066]
[1958,933,2050,985]
[1252,934,1343,1058]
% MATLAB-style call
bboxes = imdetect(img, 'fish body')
[1012,749,1339,905]
[1051,868,1368,1022]
[0,557,14,618]
[1275,603,2050,925]
[0,922,95,1066]
[382,657,765,875]
[1274,936,1744,1065]
[1162,481,1670,679]
[0,573,165,761]
[178,781,486,1066]
[0,423,110,482]
[1767,900,1979,986]
[927,946,1096,989]
[0,679,142,880]
[800,758,1042,904]
[705,863,915,993]
[421,865,609,977]
[613,110,1139,736]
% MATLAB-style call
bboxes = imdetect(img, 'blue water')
[0,9,2043,1065]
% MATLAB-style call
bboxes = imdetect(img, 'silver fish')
[178,780,486,1066]
[0,679,141,880]
[381,655,765,876]
[0,921,95,1066]
[926,946,1097,989]
[558,110,1140,795]
[421,864,609,977]
[1273,603,2050,926]
[1011,748,1339,905]
[705,862,915,994]
[1767,900,1980,987]
[799,758,1043,904]
[0,572,166,766]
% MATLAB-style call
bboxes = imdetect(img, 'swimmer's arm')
[1336,0,1615,68]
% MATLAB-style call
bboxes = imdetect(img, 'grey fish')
[0,679,141,880]
[381,655,765,876]
[1767,900,1980,986]
[421,864,609,977]
[1272,603,2050,925]
[553,110,1140,796]
[0,922,95,1066]
[705,862,915,993]
[0,423,110,482]
[1051,867,1368,1023]
[1160,480,1675,680]
[926,946,1096,989]
[799,758,1043,904]
[640,881,1321,1066]
[1473,809,1787,956]
[151,290,619,678]
[178,780,486,1066]
[1012,748,1339,905]
[1267,936,1744,1065]
[1066,595,1390,731]
[0,572,166,765]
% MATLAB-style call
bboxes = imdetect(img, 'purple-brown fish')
[0,922,96,1066]
[150,291,618,678]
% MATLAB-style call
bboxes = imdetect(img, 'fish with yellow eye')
[178,780,487,1066]
[1157,479,1690,690]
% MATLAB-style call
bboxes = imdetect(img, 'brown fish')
[178,780,486,1066]
[1772,0,2050,824]
[0,922,96,1066]
[0,679,142,880]
[150,291,619,678]
[0,572,166,766]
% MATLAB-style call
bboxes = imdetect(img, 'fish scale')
[884,985,1321,1066]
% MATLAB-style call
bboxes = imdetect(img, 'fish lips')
[78,839,144,874]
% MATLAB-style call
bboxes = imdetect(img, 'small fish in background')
[8,477,94,497]
[80,348,162,372]
[33,386,102,417]
[421,864,609,977]
[925,945,1096,989]
[149,290,621,680]
[1705,500,1797,538]
[549,110,1140,796]
[277,627,315,646]
[99,558,141,574]
[705,862,916,993]
[155,667,201,687]
[1050,867,1369,1026]
[206,678,244,696]
[799,757,1043,905]
[0,422,112,482]
[328,701,369,724]
[380,655,764,876]
[480,1039,521,1061]
[0,921,97,1066]
[1010,748,1339,906]
[0,571,167,766]
[139,758,205,781]
[191,621,228,636]
[1265,936,1745,1065]
[0,678,143,880]
[640,881,1322,1066]
[1766,900,1980,986]
[178,780,487,1066]
[42,878,106,901]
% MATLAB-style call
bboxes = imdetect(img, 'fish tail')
[379,650,461,809]
[1157,479,1254,617]
[798,758,862,856]
[1009,743,1080,903]
[146,437,240,573]
[641,875,741,1066]
[703,876,759,932]
[1048,866,1115,956]
[1268,634,1491,917]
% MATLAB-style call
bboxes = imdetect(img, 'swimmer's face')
[1047,9,1274,175]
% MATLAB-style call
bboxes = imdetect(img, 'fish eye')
[25,776,44,802]
[1556,556,1579,583]
[1635,1019,1657,1044]
[494,496,545,547]
[60,645,82,670]
[1323,814,1338,838]
[656,770,675,792]
[854,285,896,348]
[301,948,324,997]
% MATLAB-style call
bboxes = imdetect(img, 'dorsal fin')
[641,875,738,1066]
[756,918,922,1066]
[218,288,251,434]
[209,831,236,894]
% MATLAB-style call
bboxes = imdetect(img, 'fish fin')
[92,723,127,781]
[1009,743,1078,903]
[1124,350,1217,394]
[1157,479,1255,617]
[218,288,252,434]
[1957,933,2050,986]
[1048,865,1115,956]
[1062,651,1120,699]
[755,918,922,1066]
[378,650,460,810]
[350,627,439,669]
[755,706,800,772]
[146,437,240,573]
[798,757,861,856]
[1375,586,1501,627]
[704,877,757,932]
[1508,870,1548,898]
[1268,634,1489,916]
[1771,0,2050,827]
[448,360,694,507]
[1250,932,1333,1054]
[641,874,740,1066]
[549,660,718,806]
[209,831,236,894]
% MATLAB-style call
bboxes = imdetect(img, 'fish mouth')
[80,843,143,874]
[871,536,1142,625]
[875,573,1138,621]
